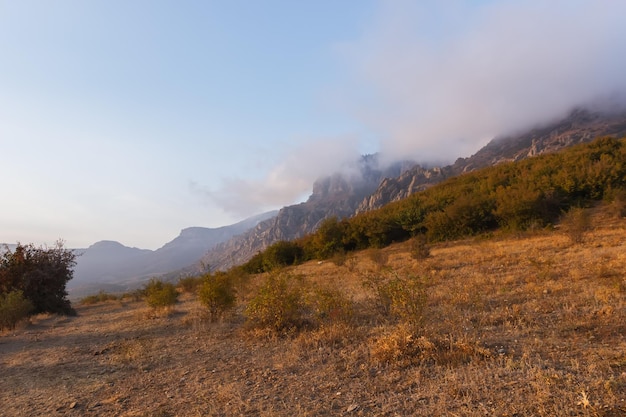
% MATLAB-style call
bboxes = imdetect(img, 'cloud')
[340,0,626,164]
[196,1,626,218]
[194,136,362,218]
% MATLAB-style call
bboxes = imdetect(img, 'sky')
[1,1,626,250]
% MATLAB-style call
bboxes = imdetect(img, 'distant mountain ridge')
[202,107,626,270]
[68,210,277,296]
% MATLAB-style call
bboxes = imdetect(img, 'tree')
[0,241,76,315]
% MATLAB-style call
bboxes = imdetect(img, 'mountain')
[203,107,626,271]
[68,210,277,296]
[357,108,626,212]
[201,157,416,270]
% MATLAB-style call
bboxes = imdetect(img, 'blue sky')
[2,1,626,249]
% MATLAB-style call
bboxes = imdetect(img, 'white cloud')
[196,1,626,218]
[196,136,362,217]
[341,0,626,164]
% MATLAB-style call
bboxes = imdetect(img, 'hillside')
[204,108,626,271]
[2,207,624,416]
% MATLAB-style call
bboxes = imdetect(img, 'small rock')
[69,402,77,409]
[347,404,359,412]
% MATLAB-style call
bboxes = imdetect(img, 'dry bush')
[410,235,431,260]
[561,206,592,244]
[607,188,626,218]
[345,255,358,272]
[370,323,432,366]
[330,251,347,266]
[362,271,428,329]
[370,324,492,368]
[308,285,354,324]
[245,273,308,333]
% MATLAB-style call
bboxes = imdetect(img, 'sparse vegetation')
[2,210,626,415]
[80,290,119,305]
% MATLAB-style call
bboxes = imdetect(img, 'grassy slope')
[1,207,625,416]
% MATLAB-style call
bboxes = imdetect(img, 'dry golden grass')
[1,208,625,416]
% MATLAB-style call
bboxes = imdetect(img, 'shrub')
[410,235,431,260]
[561,206,592,244]
[144,279,178,309]
[607,188,626,218]
[0,290,33,330]
[177,276,203,293]
[309,285,354,324]
[245,273,307,332]
[198,273,236,322]
[363,271,428,329]
[263,241,303,270]
[0,241,76,315]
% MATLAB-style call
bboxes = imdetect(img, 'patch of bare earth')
[2,211,626,416]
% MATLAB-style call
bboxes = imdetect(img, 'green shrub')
[0,290,33,330]
[245,273,307,332]
[198,273,236,322]
[144,279,178,309]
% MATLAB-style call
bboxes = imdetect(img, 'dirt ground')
[2,216,626,416]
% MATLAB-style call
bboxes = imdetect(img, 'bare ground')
[2,212,626,416]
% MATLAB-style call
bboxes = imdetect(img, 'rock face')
[356,166,446,214]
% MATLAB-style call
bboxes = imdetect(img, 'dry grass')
[1,209,625,416]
